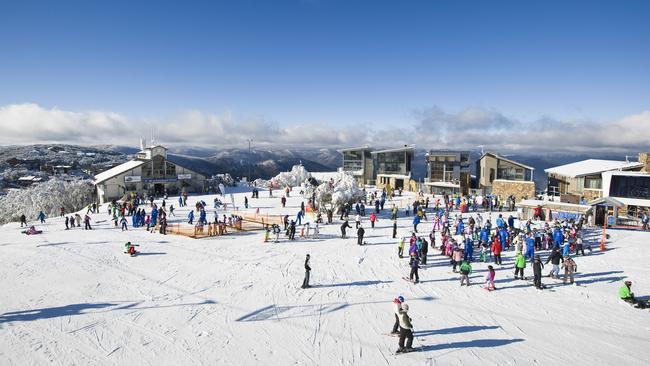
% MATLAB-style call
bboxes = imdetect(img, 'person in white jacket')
[397,303,414,353]
[390,296,404,334]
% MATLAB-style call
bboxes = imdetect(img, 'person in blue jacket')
[496,214,505,229]
[553,227,564,248]
[524,234,535,262]
[151,208,158,226]
[412,215,421,233]
[479,227,489,246]
[37,211,46,223]
[464,236,474,262]
[507,215,515,229]
[296,210,304,225]
[187,210,194,225]
[199,209,207,225]
[456,219,465,235]
[499,228,509,250]
[562,240,571,257]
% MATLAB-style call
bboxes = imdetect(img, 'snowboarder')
[124,242,138,256]
[619,281,649,309]
[396,303,414,353]
[459,260,472,286]
[301,254,311,289]
[357,225,365,245]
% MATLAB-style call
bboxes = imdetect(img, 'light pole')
[247,139,253,183]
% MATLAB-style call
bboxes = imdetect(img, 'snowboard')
[394,347,422,355]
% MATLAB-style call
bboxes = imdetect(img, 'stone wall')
[491,179,535,202]
[639,152,650,172]
[582,188,602,202]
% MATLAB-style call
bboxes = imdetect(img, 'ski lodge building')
[338,145,374,185]
[93,145,207,204]
[372,145,416,191]
[423,150,471,195]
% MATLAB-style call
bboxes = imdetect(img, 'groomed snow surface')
[1,190,650,366]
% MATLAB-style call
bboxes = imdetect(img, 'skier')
[272,224,281,243]
[340,220,352,239]
[562,255,577,284]
[514,251,526,280]
[37,211,46,224]
[84,215,92,230]
[64,216,69,230]
[188,211,194,225]
[355,214,361,229]
[392,219,397,239]
[391,296,405,335]
[289,220,296,240]
[533,255,545,289]
[398,237,405,258]
[396,303,414,353]
[301,254,311,289]
[244,196,249,209]
[120,216,128,231]
[485,265,496,291]
[20,214,27,227]
[357,225,365,245]
[546,247,563,279]
[370,212,377,229]
[524,234,535,262]
[409,253,420,284]
[459,260,472,286]
[412,215,420,233]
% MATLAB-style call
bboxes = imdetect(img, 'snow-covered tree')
[0,179,95,224]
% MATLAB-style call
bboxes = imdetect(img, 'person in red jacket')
[370,213,377,228]
[492,235,503,265]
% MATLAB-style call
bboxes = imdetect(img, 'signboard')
[177,174,192,180]
[143,178,178,184]
[124,176,141,183]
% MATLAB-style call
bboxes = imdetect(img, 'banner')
[177,174,192,180]
[124,176,141,183]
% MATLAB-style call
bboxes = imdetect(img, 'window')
[584,175,602,189]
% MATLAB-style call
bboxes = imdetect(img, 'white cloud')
[0,103,649,154]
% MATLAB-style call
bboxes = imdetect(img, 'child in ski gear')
[409,254,420,283]
[460,260,472,286]
[124,242,138,256]
[619,281,648,308]
[546,247,563,278]
[485,265,496,290]
[533,255,545,289]
[398,237,405,258]
[562,256,577,284]
[357,226,365,245]
[514,252,526,280]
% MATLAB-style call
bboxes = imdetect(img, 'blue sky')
[0,0,649,149]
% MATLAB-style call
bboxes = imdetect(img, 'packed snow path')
[1,190,650,365]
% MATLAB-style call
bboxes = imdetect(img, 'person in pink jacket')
[484,265,496,291]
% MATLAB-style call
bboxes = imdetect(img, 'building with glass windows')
[476,152,534,191]
[338,146,374,185]
[93,145,207,203]
[545,158,643,201]
[372,146,415,191]
[424,150,471,194]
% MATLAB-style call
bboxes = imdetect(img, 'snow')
[0,178,94,224]
[1,190,650,365]
[271,164,311,188]
[544,159,643,178]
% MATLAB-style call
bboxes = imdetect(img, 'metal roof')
[371,145,416,154]
[544,159,643,178]
[93,160,145,184]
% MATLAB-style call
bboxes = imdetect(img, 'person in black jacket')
[392,220,398,239]
[341,220,352,238]
[533,255,545,289]
[357,226,365,245]
[301,254,311,289]
[545,247,563,278]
